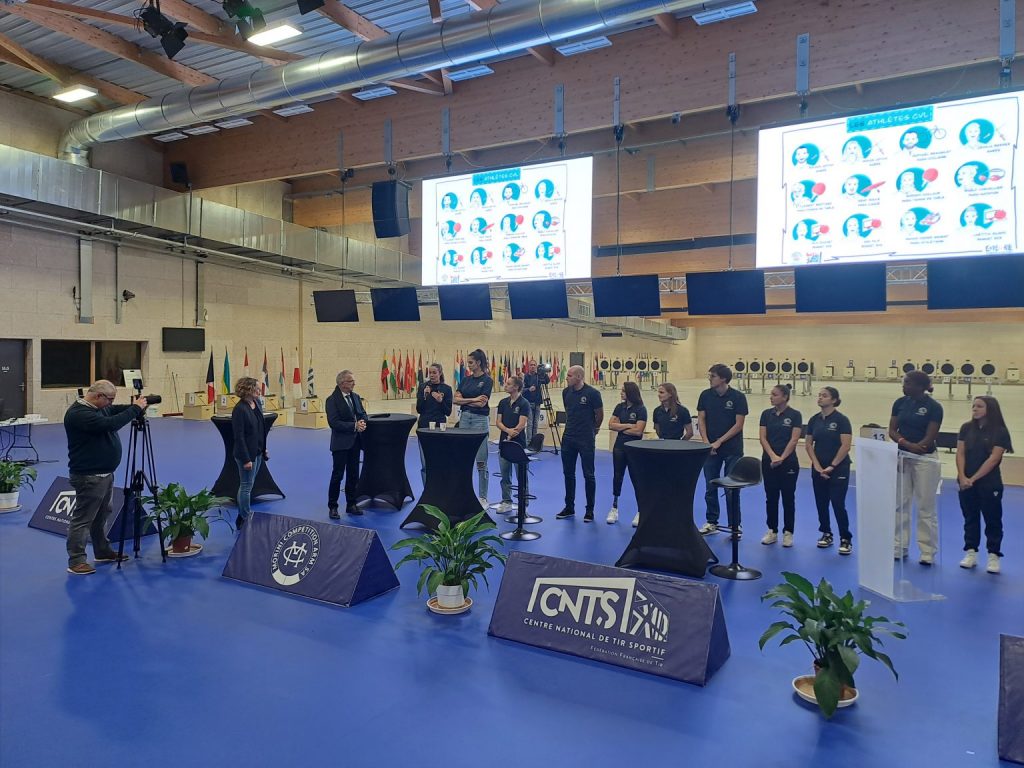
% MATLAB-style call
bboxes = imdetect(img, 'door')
[0,340,27,418]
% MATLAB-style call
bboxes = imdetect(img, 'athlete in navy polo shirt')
[696,364,748,536]
[556,365,604,522]
[758,384,803,547]
[606,381,647,526]
[495,376,531,513]
[806,387,853,554]
[888,370,944,563]
[454,349,494,505]
[652,383,692,440]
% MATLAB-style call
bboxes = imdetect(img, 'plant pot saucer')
[0,505,22,514]
[427,596,473,615]
[792,675,858,708]
[167,543,203,558]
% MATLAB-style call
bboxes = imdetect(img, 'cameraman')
[522,360,548,442]
[64,380,148,575]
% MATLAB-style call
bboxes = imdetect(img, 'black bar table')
[615,440,717,578]
[354,413,416,509]
[401,428,492,530]
[210,413,285,502]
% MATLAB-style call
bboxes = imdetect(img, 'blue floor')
[1,419,1022,767]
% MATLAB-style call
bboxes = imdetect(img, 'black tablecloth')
[354,413,416,508]
[210,414,285,502]
[401,428,493,530]
[615,440,717,577]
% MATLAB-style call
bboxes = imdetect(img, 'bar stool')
[709,456,763,581]
[498,440,541,541]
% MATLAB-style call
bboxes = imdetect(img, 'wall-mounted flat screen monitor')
[794,262,888,312]
[756,90,1024,268]
[508,279,570,319]
[161,327,205,352]
[370,287,420,322]
[420,156,593,286]
[313,289,359,322]
[685,270,766,315]
[437,284,493,320]
[927,253,1024,309]
[591,274,662,317]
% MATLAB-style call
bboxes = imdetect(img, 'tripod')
[115,409,166,568]
[539,380,562,454]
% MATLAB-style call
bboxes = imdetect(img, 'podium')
[854,437,944,601]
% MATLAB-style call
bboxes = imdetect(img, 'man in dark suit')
[325,370,367,519]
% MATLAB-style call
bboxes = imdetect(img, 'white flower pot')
[435,583,465,609]
[0,490,20,511]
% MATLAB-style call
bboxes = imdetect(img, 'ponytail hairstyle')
[428,362,445,383]
[468,348,489,374]
[772,383,792,401]
[822,386,842,407]
[905,369,934,394]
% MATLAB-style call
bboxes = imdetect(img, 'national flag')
[206,351,215,403]
[261,349,269,395]
[279,348,286,405]
[292,350,302,401]
[222,347,231,394]
[453,353,461,387]
[459,352,466,384]
[405,351,414,394]
[306,348,316,397]
[417,352,424,387]
[381,354,390,396]
[389,350,398,396]
[243,347,250,377]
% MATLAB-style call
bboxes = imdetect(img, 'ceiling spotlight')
[138,1,188,59]
[296,0,324,14]
[53,85,99,103]
[247,22,302,46]
[222,0,266,39]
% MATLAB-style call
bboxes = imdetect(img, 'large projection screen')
[756,90,1024,268]
[421,157,593,286]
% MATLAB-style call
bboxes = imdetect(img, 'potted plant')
[0,460,37,511]
[143,483,231,555]
[759,571,907,718]
[391,505,507,612]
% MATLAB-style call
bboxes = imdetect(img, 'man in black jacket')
[325,370,367,519]
[63,380,148,575]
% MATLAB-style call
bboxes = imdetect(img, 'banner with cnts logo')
[999,634,1024,764]
[488,551,730,686]
[27,476,155,541]
[222,512,400,608]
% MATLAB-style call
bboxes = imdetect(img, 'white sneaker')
[782,532,794,548]
[761,530,778,545]
[606,507,619,524]
[987,553,1001,574]
[495,501,515,513]
[631,512,639,527]
[478,496,489,508]
[959,549,978,569]
[699,522,719,535]
[919,553,934,566]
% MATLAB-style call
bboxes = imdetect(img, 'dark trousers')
[763,457,799,533]
[328,447,360,508]
[703,452,742,526]
[811,468,851,540]
[561,436,596,512]
[611,440,635,498]
[959,484,1003,555]
[67,473,117,567]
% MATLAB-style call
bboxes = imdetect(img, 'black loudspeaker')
[372,180,411,238]
[569,352,584,368]
[169,162,190,187]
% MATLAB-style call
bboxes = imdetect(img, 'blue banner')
[27,476,152,541]
[1000,634,1024,764]
[222,512,399,608]
[488,552,730,685]
[846,105,933,133]
[472,168,521,185]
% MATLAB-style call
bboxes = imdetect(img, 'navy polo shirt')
[697,386,749,455]
[958,422,1012,486]
[759,406,803,456]
[892,395,943,452]
[457,373,493,416]
[612,402,648,445]
[653,404,692,440]
[497,395,530,446]
[562,384,603,443]
[807,410,852,469]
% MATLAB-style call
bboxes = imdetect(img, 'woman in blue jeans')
[230,376,268,530]
[454,349,494,505]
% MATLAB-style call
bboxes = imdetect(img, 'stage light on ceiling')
[222,0,266,39]
[296,0,324,14]
[53,85,98,103]
[138,0,189,59]
[247,22,302,46]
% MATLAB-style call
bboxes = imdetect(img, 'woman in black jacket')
[415,363,453,485]
[230,377,267,529]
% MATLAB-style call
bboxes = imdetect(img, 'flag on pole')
[307,348,316,397]
[243,347,250,377]
[206,351,215,404]
[261,349,269,395]
[279,348,286,405]
[417,352,424,387]
[222,347,231,394]
[381,353,390,397]
[292,350,302,402]
[406,352,415,394]
[389,350,398,396]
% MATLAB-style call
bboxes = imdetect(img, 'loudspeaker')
[372,180,411,238]
[569,352,584,368]
[169,162,190,187]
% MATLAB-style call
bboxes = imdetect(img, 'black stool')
[709,456,763,581]
[498,440,541,541]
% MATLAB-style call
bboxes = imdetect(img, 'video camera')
[131,378,161,405]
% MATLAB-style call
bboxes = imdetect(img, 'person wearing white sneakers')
[956,396,1013,574]
[454,349,494,508]
[806,387,853,556]
[697,364,748,537]
[607,381,647,524]
[495,376,531,514]
[758,384,802,548]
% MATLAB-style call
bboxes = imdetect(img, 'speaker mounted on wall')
[169,162,190,188]
[371,180,411,239]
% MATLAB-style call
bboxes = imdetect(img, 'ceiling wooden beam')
[653,13,678,38]
[316,0,386,41]
[428,0,443,23]
[385,77,446,96]
[0,30,62,80]
[467,0,555,65]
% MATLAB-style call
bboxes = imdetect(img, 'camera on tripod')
[131,378,161,406]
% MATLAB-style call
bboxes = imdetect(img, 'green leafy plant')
[759,571,907,718]
[391,505,507,597]
[0,460,36,494]
[143,483,232,543]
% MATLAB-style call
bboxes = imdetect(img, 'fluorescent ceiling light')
[182,125,220,135]
[214,117,254,128]
[272,103,315,116]
[554,37,611,57]
[693,1,757,25]
[247,22,302,46]
[153,132,188,142]
[446,64,494,82]
[53,85,98,103]
[352,85,397,101]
